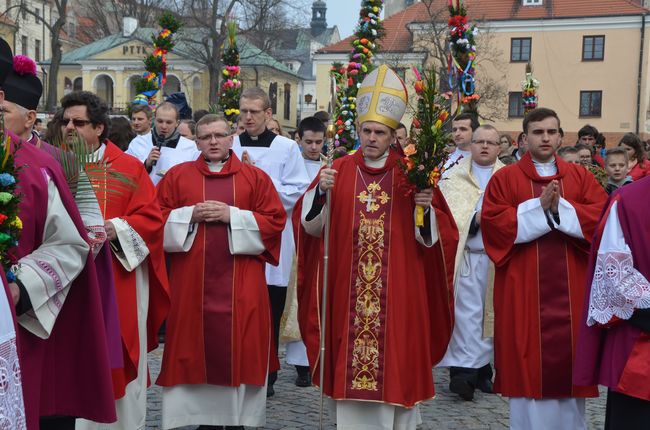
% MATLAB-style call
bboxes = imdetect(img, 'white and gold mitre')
[356,65,408,130]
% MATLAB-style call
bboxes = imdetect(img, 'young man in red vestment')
[58,91,170,430]
[481,108,607,430]
[296,65,458,429]
[574,176,650,430]
[156,114,286,429]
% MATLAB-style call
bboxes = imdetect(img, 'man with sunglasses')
[126,101,199,185]
[60,91,170,430]
[232,87,310,397]
[157,114,285,429]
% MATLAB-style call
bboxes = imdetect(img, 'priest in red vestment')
[156,114,286,429]
[574,177,650,429]
[296,65,458,429]
[481,108,607,430]
[57,91,170,430]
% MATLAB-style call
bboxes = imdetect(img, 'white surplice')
[507,157,586,430]
[14,175,90,339]
[0,279,26,430]
[233,134,310,287]
[438,162,494,369]
[286,156,322,367]
[126,134,199,185]
[160,159,269,429]
[586,200,650,326]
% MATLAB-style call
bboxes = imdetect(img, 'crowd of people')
[1,37,649,430]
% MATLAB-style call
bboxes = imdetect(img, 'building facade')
[315,0,650,143]
[1,0,52,62]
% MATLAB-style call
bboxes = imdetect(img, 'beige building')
[41,24,302,131]
[1,0,52,62]
[315,0,650,143]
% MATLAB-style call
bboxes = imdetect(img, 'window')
[508,92,525,118]
[35,39,40,62]
[34,8,39,19]
[21,36,27,56]
[580,91,602,117]
[21,7,26,20]
[523,0,542,5]
[284,83,291,121]
[583,36,605,61]
[511,38,531,62]
[269,82,277,114]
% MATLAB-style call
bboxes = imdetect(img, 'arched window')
[73,77,83,91]
[64,77,72,95]
[163,75,181,96]
[192,76,201,108]
[269,82,277,114]
[94,74,114,107]
[126,75,140,101]
[283,83,291,120]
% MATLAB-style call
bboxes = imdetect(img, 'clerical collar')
[89,143,106,162]
[364,150,389,168]
[471,161,494,171]
[532,157,557,177]
[204,154,230,172]
[239,128,276,148]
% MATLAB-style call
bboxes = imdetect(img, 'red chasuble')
[294,149,458,408]
[88,141,170,398]
[482,153,606,399]
[156,152,286,387]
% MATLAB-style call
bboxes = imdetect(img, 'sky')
[325,0,363,39]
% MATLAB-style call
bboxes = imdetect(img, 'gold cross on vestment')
[357,182,390,213]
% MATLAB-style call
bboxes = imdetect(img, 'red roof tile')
[320,0,649,53]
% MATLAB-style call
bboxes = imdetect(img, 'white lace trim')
[0,337,26,429]
[587,251,650,326]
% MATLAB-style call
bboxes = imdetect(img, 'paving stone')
[146,347,606,429]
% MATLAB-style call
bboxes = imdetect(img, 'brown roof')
[319,0,649,54]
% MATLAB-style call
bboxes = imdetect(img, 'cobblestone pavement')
[147,347,606,429]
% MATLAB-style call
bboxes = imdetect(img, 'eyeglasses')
[197,132,231,142]
[63,118,92,127]
[471,140,499,147]
[240,108,264,116]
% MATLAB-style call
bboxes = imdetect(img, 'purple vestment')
[574,176,650,398]
[13,136,116,427]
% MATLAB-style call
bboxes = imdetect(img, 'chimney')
[123,17,138,37]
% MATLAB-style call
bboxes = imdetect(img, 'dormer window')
[523,0,542,5]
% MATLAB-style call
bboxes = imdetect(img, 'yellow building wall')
[484,26,650,139]
[316,21,650,141]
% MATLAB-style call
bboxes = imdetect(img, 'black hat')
[0,38,13,85]
[2,55,42,110]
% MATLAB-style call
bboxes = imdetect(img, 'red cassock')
[481,153,607,399]
[155,153,286,387]
[88,141,170,398]
[294,149,458,408]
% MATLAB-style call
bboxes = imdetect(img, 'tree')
[418,0,507,121]
[1,0,69,111]
[174,0,308,105]
[77,0,171,41]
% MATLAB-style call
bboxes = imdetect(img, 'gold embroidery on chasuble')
[346,170,392,399]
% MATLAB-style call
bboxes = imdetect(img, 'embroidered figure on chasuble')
[348,171,392,398]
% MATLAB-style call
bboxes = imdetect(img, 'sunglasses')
[62,118,92,127]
